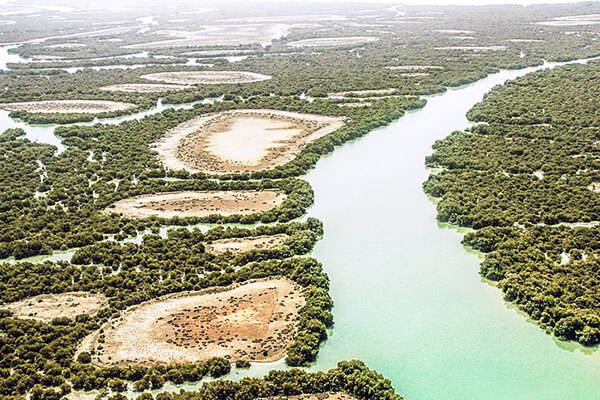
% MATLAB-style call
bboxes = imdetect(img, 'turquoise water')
[2,45,600,399]
[303,62,600,400]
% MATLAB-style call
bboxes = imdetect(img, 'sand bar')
[106,190,287,219]
[206,234,289,254]
[77,278,305,365]
[100,83,188,92]
[4,292,107,322]
[0,100,136,114]
[153,109,345,174]
[141,70,271,85]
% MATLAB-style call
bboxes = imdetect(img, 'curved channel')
[2,50,600,399]
[302,59,600,400]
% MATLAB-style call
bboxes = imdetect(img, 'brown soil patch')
[141,71,271,85]
[100,83,188,92]
[0,100,136,114]
[152,109,345,174]
[106,190,287,219]
[206,234,289,254]
[262,393,356,400]
[77,278,305,365]
[4,292,107,322]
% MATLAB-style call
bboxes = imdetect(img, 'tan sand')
[206,234,289,254]
[287,36,378,47]
[106,190,287,219]
[77,278,305,365]
[100,83,188,92]
[0,100,136,114]
[152,109,346,174]
[141,71,271,85]
[4,292,107,322]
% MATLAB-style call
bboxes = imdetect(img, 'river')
[302,59,600,400]
[1,47,599,399]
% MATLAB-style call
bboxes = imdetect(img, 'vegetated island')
[424,61,600,346]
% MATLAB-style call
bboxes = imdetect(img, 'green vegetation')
[0,220,333,394]
[424,62,600,346]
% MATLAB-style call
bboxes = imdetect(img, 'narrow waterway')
[2,46,600,399]
[302,59,600,400]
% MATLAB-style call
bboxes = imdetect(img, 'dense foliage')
[424,62,600,346]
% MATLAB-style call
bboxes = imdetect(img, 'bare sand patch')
[4,292,107,322]
[0,100,136,114]
[206,234,289,254]
[588,182,600,193]
[262,393,356,400]
[287,36,378,47]
[152,109,346,174]
[77,278,305,365]
[100,83,188,93]
[106,190,287,219]
[141,71,271,85]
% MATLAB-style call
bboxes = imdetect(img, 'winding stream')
[1,46,600,399]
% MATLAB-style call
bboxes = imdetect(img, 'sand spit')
[206,234,289,254]
[141,71,272,85]
[262,394,356,400]
[287,36,378,47]
[77,278,305,365]
[100,83,188,92]
[106,190,287,219]
[4,292,107,322]
[152,109,345,174]
[0,100,136,114]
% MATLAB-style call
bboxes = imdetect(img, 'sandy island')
[77,278,305,365]
[106,190,287,219]
[100,83,188,92]
[152,109,346,174]
[206,234,289,254]
[0,100,136,114]
[4,292,107,322]
[141,71,272,85]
